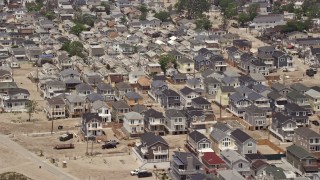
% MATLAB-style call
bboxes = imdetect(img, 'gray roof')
[229,92,246,102]
[91,100,109,110]
[162,89,180,97]
[86,93,104,102]
[125,91,142,100]
[140,132,168,146]
[210,128,228,142]
[96,82,113,91]
[188,130,208,143]
[132,104,147,113]
[143,108,165,119]
[231,129,253,144]
[305,89,320,98]
[253,14,284,23]
[203,77,220,84]
[247,92,264,101]
[178,56,193,63]
[8,88,30,96]
[287,90,307,100]
[82,113,102,124]
[290,83,309,92]
[245,105,265,114]
[267,91,283,100]
[186,78,201,86]
[285,103,307,112]
[220,86,236,93]
[60,68,80,77]
[217,170,246,180]
[45,80,65,87]
[221,76,238,84]
[75,83,94,92]
[295,127,320,138]
[180,86,195,95]
[165,109,185,118]
[213,122,231,133]
[66,94,86,103]
[151,80,167,88]
[112,100,130,109]
[191,96,210,105]
[286,144,314,159]
[47,96,65,105]
[173,151,202,166]
[221,149,248,163]
[271,82,289,92]
[124,111,143,119]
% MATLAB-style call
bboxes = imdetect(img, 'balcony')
[141,147,148,155]
[153,149,168,155]
[282,127,296,131]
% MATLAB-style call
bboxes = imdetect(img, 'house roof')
[137,76,151,86]
[267,91,283,100]
[290,83,309,92]
[265,166,286,179]
[124,111,143,120]
[115,82,132,89]
[213,122,231,133]
[287,90,307,100]
[245,153,266,162]
[96,82,113,91]
[143,108,164,119]
[162,89,179,97]
[125,91,142,100]
[221,149,248,163]
[203,77,220,84]
[178,56,193,63]
[8,88,30,96]
[66,94,86,103]
[91,100,109,110]
[140,132,168,146]
[271,82,289,92]
[202,152,225,165]
[191,96,210,105]
[273,112,292,126]
[153,75,166,81]
[45,80,65,87]
[60,68,80,77]
[173,151,202,166]
[112,101,130,109]
[253,14,284,23]
[180,86,195,95]
[220,86,236,93]
[245,105,265,113]
[217,170,246,180]
[286,144,314,159]
[165,109,184,118]
[82,113,102,123]
[75,83,94,92]
[285,103,306,112]
[47,96,64,105]
[132,104,147,114]
[0,82,17,90]
[295,127,320,138]
[251,160,268,170]
[210,128,228,142]
[172,73,187,80]
[86,93,104,102]
[188,130,208,143]
[305,89,320,98]
[231,129,253,144]
[186,78,201,86]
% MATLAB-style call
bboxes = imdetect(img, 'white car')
[130,169,147,176]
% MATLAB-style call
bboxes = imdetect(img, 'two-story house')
[165,109,187,135]
[271,82,292,96]
[294,127,320,154]
[267,91,287,112]
[231,129,257,155]
[75,83,94,96]
[3,88,30,112]
[210,55,227,72]
[111,101,130,123]
[45,96,66,120]
[203,77,221,99]
[252,14,286,30]
[272,51,293,69]
[228,92,251,118]
[115,82,133,101]
[305,89,320,113]
[177,57,194,74]
[244,105,267,130]
[148,80,168,102]
[286,144,319,175]
[91,100,111,123]
[135,132,169,161]
[287,90,312,115]
[179,87,199,107]
[43,80,66,99]
[60,68,82,90]
[270,112,297,142]
[143,108,166,136]
[170,151,203,180]
[160,89,181,109]
[124,92,143,106]
[65,94,88,118]
[220,149,251,178]
[210,124,237,155]
[81,113,104,137]
[284,103,309,127]
[123,112,144,137]
[96,82,115,101]
[187,130,212,154]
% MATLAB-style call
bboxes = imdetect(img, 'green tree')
[70,23,87,36]
[224,3,237,18]
[159,54,177,75]
[120,16,127,25]
[281,20,312,33]
[69,41,85,58]
[45,11,56,20]
[139,4,149,20]
[218,0,233,13]
[247,3,259,20]
[61,41,71,52]
[27,100,38,122]
[175,0,211,19]
[281,2,295,13]
[154,11,171,22]
[101,2,111,15]
[237,12,250,26]
[195,16,212,30]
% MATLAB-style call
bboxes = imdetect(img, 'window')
[248,142,252,147]
[296,112,299,116]
[238,163,243,168]
[248,150,252,154]
[303,112,306,116]
[130,120,134,124]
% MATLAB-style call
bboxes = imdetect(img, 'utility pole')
[219,95,222,120]
[91,139,94,156]
[51,107,54,134]
[86,136,89,155]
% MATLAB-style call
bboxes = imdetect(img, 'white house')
[91,100,111,122]
[251,14,286,30]
[81,113,104,137]
[123,112,144,137]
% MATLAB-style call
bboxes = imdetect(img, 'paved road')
[0,134,78,180]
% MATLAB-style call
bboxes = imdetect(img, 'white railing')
[153,150,168,155]
[141,147,148,154]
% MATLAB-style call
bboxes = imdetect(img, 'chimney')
[186,155,193,171]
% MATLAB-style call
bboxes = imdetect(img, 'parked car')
[59,133,73,141]
[102,143,117,149]
[131,169,147,176]
[106,140,119,145]
[138,171,152,178]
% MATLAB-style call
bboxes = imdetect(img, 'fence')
[257,139,285,153]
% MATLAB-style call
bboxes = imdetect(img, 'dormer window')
[296,112,299,116]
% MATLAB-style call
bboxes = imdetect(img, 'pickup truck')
[54,144,75,150]
[59,133,73,141]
